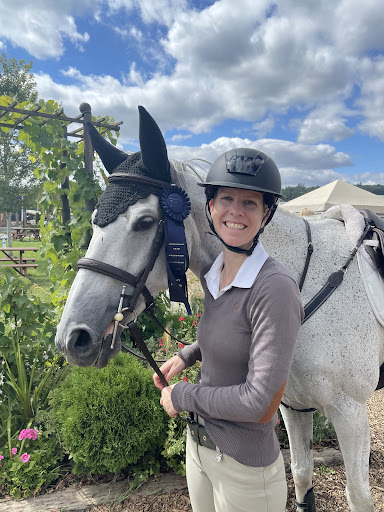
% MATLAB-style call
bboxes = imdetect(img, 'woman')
[154,148,303,512]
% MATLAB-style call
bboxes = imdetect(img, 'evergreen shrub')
[50,353,168,475]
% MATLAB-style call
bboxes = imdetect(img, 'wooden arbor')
[0,101,122,244]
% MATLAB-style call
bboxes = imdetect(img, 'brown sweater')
[171,256,304,467]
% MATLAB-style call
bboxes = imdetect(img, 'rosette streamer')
[160,185,192,314]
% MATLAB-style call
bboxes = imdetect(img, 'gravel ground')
[88,389,384,512]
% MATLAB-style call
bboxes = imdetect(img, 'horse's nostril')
[73,330,93,355]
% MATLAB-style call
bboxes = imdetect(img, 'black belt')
[188,415,216,451]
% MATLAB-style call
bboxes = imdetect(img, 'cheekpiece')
[159,185,191,223]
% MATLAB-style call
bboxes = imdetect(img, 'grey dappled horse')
[56,107,384,512]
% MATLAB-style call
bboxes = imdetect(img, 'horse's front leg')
[279,406,316,512]
[323,398,374,512]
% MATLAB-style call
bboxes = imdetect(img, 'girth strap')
[303,220,372,324]
[298,219,313,292]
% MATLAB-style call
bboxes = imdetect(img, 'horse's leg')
[280,406,316,512]
[323,399,374,512]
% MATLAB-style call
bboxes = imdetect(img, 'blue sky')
[1,0,384,187]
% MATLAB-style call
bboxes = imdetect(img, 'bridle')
[77,173,191,389]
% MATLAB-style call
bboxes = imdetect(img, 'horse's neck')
[262,208,309,282]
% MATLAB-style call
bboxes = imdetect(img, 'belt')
[188,415,217,451]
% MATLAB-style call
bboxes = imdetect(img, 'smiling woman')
[155,148,303,512]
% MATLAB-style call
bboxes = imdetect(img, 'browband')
[108,173,170,188]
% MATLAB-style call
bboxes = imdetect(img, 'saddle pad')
[357,251,384,328]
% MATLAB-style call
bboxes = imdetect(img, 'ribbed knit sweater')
[171,256,303,467]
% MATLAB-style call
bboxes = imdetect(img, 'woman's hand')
[153,355,186,390]
[160,384,178,417]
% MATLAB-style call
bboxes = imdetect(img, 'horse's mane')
[170,158,210,189]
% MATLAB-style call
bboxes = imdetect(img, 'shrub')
[161,360,202,475]
[50,352,169,475]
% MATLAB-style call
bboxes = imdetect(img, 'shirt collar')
[204,242,269,299]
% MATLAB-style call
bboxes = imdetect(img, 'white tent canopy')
[282,179,384,215]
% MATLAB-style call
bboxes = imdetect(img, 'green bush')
[50,353,169,475]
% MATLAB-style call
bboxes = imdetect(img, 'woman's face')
[209,187,269,250]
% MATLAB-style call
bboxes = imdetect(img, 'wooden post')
[6,212,12,247]
[61,127,71,226]
[80,103,95,247]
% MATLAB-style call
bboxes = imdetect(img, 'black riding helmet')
[198,148,282,255]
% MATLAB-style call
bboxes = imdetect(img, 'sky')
[1,0,384,187]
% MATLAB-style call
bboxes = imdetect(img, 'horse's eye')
[134,216,155,231]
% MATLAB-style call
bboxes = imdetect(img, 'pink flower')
[159,339,163,347]
[11,448,17,455]
[178,342,184,349]
[0,455,4,460]
[21,453,30,463]
[183,377,188,381]
[192,320,197,327]
[178,317,185,322]
[277,419,281,425]
[197,314,200,317]
[18,429,39,441]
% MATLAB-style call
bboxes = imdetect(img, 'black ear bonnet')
[88,106,171,227]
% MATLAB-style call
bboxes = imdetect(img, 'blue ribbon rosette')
[159,185,192,314]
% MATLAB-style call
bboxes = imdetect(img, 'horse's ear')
[138,106,170,180]
[85,121,127,174]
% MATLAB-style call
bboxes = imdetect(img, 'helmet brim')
[197,181,283,198]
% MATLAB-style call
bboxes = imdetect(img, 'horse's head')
[55,107,179,368]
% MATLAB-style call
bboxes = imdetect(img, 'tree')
[0,53,41,217]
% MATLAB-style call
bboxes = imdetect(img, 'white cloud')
[296,102,355,144]
[253,116,275,138]
[355,57,384,141]
[167,136,353,187]
[3,0,384,184]
[170,133,192,142]
[0,0,95,59]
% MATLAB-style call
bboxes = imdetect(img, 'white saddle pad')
[322,204,384,327]
[357,251,384,327]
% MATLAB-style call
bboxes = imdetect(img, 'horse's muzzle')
[56,326,106,367]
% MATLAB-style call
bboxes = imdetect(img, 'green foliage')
[0,425,65,499]
[161,361,201,475]
[355,183,384,195]
[0,53,38,103]
[281,183,320,201]
[0,270,68,446]
[276,409,336,449]
[0,54,40,213]
[50,353,169,475]
[145,304,202,476]
[0,91,118,306]
[0,270,56,359]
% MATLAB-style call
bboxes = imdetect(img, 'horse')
[55,107,384,512]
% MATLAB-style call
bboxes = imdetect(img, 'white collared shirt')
[204,242,269,300]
